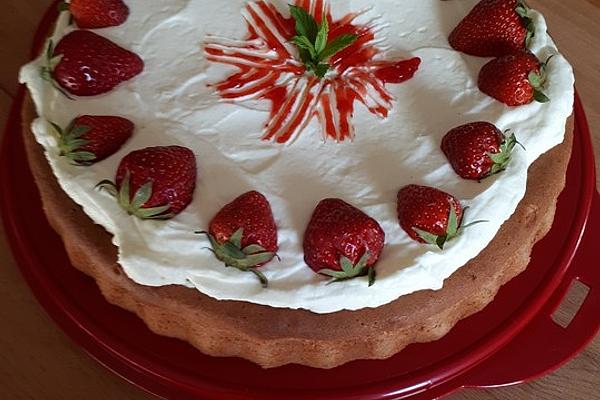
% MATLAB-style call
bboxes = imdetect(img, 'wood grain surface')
[0,1,598,399]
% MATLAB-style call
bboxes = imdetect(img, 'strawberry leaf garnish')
[196,228,276,288]
[529,56,552,103]
[320,252,375,286]
[40,40,73,100]
[289,4,358,78]
[96,171,174,220]
[488,130,524,176]
[414,205,487,250]
[516,1,535,48]
[51,121,97,165]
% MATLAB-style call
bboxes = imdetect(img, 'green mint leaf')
[315,16,329,55]
[292,35,317,59]
[289,5,318,42]
[314,63,329,78]
[319,33,358,61]
[298,48,311,64]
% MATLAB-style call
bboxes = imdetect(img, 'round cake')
[19,0,575,368]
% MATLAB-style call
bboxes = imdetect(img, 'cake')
[19,0,575,368]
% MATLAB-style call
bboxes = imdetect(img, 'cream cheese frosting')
[20,0,574,313]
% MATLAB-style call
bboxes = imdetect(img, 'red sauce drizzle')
[204,0,421,143]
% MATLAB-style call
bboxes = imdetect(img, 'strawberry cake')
[19,0,575,368]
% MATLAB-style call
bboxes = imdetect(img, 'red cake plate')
[2,4,600,400]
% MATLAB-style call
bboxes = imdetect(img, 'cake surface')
[19,0,575,314]
[19,0,576,368]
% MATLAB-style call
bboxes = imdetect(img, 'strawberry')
[97,146,196,220]
[478,50,550,106]
[441,122,521,180]
[303,199,385,286]
[197,191,278,288]
[41,30,144,97]
[51,115,134,165]
[397,185,465,249]
[449,0,534,57]
[61,0,130,29]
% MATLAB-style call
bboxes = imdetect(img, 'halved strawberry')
[41,30,144,97]
[197,191,278,288]
[51,115,134,165]
[60,0,130,29]
[397,185,466,249]
[449,0,535,57]
[97,146,196,220]
[441,122,521,180]
[303,199,385,286]
[478,50,550,106]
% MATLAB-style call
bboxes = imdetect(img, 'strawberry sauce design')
[204,0,421,143]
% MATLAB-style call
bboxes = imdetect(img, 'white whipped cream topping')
[20,0,574,313]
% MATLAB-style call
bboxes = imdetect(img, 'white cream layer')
[20,0,574,313]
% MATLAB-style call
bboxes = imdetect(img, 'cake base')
[22,95,575,369]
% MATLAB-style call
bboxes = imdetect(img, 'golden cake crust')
[21,95,574,369]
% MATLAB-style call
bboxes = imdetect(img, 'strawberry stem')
[196,228,276,288]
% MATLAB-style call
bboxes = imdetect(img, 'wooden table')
[1,1,598,399]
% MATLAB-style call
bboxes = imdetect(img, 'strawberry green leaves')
[197,228,276,288]
[488,131,525,176]
[40,40,73,100]
[97,171,174,220]
[528,57,552,103]
[319,252,376,287]
[515,1,535,48]
[51,121,96,165]
[289,5,358,78]
[414,205,487,250]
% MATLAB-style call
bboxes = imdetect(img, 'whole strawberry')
[98,146,196,219]
[478,50,549,106]
[198,191,278,288]
[303,199,385,286]
[61,0,130,29]
[42,30,144,97]
[51,115,134,165]
[449,0,534,57]
[397,185,464,249]
[441,122,521,180]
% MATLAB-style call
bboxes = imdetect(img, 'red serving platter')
[2,3,600,400]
